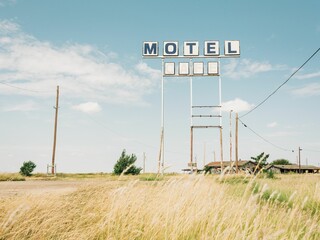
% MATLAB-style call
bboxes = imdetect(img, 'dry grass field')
[0,173,319,239]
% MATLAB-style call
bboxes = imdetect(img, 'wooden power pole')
[235,113,239,173]
[298,146,302,174]
[220,127,224,172]
[143,152,146,174]
[51,85,59,175]
[229,110,233,169]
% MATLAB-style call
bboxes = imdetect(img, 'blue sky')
[0,0,319,173]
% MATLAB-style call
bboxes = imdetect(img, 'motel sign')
[143,41,240,76]
[143,40,240,57]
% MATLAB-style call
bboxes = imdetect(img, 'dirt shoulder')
[0,180,93,198]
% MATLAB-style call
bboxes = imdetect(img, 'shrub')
[113,150,141,175]
[251,152,270,168]
[271,159,291,165]
[19,161,36,176]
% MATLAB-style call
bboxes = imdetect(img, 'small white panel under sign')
[164,62,175,75]
[208,62,219,75]
[179,62,189,75]
[193,62,204,75]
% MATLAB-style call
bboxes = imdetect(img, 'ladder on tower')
[189,105,223,172]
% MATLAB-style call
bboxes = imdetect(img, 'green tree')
[251,152,269,167]
[20,161,36,176]
[113,149,142,175]
[271,159,291,165]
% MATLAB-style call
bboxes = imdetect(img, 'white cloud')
[0,19,19,32]
[295,71,320,80]
[72,102,102,114]
[0,0,16,7]
[292,83,320,96]
[266,33,276,42]
[2,100,38,112]
[221,98,254,113]
[267,130,299,138]
[223,58,273,79]
[267,122,278,128]
[135,62,161,80]
[0,20,160,105]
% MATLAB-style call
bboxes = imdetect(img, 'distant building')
[185,161,320,174]
[266,164,320,174]
[204,160,258,174]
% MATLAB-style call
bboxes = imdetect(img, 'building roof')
[205,160,257,168]
[266,164,320,170]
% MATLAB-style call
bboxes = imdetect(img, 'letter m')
[143,42,158,56]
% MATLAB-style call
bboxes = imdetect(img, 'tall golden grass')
[0,173,25,182]
[0,174,319,239]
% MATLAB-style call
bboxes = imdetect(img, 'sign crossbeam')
[192,115,222,118]
[192,126,222,128]
[163,74,220,77]
[143,55,240,59]
[192,105,221,108]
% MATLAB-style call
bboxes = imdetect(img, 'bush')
[20,161,36,176]
[113,150,142,175]
[271,159,291,165]
[251,152,270,169]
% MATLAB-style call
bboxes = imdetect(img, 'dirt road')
[0,180,92,198]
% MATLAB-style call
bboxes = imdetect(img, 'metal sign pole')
[157,59,165,175]
[229,110,233,171]
[161,59,165,175]
[218,60,224,171]
[190,58,194,172]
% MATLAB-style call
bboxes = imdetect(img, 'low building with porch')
[204,160,258,174]
[266,164,320,174]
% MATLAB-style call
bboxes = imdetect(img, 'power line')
[303,149,320,153]
[0,81,51,93]
[81,113,187,156]
[240,47,320,118]
[239,118,293,152]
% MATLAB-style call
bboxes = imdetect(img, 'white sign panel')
[179,62,189,75]
[204,41,219,56]
[184,41,199,56]
[164,62,175,75]
[193,62,204,75]
[208,62,219,75]
[224,40,240,56]
[142,42,158,56]
[163,42,179,56]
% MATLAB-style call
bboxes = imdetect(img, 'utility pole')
[298,146,302,174]
[220,127,224,172]
[51,85,59,175]
[190,65,194,173]
[235,113,239,174]
[143,152,146,174]
[229,110,233,170]
[203,142,206,168]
